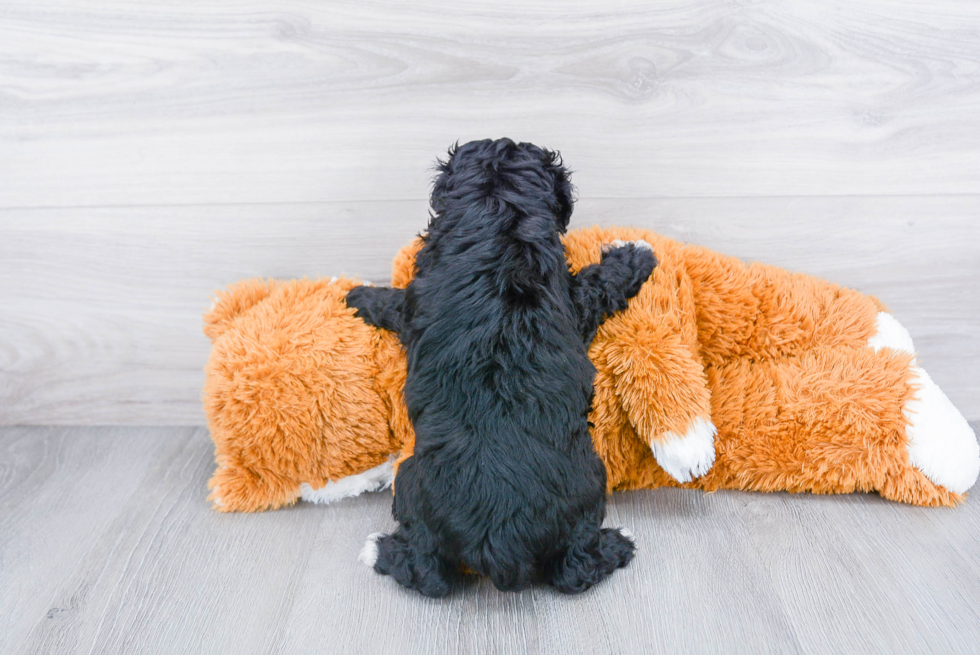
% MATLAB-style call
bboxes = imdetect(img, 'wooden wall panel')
[2,196,977,424]
[1,1,978,423]
[1,1,979,206]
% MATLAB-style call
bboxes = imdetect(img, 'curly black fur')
[347,138,657,597]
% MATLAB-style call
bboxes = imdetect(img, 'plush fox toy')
[204,226,979,512]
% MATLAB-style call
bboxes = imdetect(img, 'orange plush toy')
[204,226,979,512]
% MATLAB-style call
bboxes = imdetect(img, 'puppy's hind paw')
[651,417,717,484]
[359,532,384,568]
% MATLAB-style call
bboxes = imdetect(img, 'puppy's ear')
[430,141,459,216]
[548,151,574,231]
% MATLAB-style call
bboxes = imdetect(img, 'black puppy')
[347,138,657,597]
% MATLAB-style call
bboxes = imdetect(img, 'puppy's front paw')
[601,240,657,296]
[609,238,653,252]
[345,285,371,316]
[651,417,717,484]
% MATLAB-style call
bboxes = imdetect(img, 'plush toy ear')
[203,278,278,342]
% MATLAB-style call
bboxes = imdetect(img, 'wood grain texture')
[1,0,980,206]
[3,3,978,652]
[2,196,977,424]
[1,1,978,425]
[2,426,979,654]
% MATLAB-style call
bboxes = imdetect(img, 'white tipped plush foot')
[865,313,979,493]
[868,312,915,355]
[904,365,980,494]
[211,486,224,509]
[300,457,395,505]
[651,417,718,484]
[610,238,654,252]
[359,533,383,567]
[617,527,635,542]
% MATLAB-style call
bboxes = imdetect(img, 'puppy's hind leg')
[360,524,458,598]
[547,523,635,594]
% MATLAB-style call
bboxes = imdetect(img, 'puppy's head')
[429,138,575,236]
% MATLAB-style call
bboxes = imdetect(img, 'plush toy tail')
[547,526,636,594]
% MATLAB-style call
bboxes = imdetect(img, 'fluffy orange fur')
[204,227,960,512]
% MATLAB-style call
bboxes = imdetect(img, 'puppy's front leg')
[570,240,657,342]
[346,285,407,335]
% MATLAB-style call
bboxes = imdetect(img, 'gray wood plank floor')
[2,425,980,655]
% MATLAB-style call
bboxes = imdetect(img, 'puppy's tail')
[359,530,455,598]
[549,527,635,594]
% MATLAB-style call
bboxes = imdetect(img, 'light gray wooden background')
[2,2,980,654]
[1,0,978,424]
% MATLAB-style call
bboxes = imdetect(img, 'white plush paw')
[904,365,980,494]
[300,457,395,505]
[868,312,915,355]
[359,533,383,567]
[610,238,654,252]
[651,417,718,484]
[866,313,980,493]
